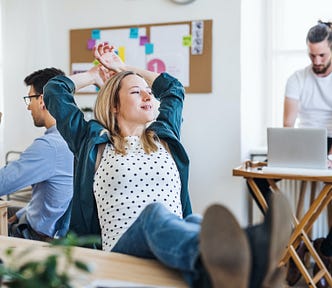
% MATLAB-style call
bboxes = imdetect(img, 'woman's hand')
[94,43,125,73]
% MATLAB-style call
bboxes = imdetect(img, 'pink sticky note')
[87,39,96,50]
[140,36,149,46]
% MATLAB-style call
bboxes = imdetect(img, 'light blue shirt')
[0,125,74,237]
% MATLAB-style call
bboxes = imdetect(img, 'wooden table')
[0,235,188,287]
[233,161,332,288]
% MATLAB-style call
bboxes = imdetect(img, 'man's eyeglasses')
[23,94,41,106]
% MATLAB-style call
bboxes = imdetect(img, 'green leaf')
[74,260,91,272]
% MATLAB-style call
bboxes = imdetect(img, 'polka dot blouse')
[93,136,183,252]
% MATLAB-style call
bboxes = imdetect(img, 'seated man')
[0,68,74,241]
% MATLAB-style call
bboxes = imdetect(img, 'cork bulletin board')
[70,19,212,94]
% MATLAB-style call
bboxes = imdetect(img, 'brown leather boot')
[200,204,251,288]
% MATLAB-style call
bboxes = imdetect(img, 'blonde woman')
[43,43,292,288]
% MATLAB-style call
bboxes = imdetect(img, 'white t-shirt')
[93,136,183,252]
[285,65,332,137]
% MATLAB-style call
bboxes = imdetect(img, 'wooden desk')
[233,162,332,288]
[0,235,188,287]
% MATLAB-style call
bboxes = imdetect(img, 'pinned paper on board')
[139,36,149,46]
[129,27,139,39]
[191,20,204,55]
[148,24,190,86]
[91,29,101,40]
[87,39,96,50]
[145,43,154,55]
[118,46,126,62]
[182,35,192,47]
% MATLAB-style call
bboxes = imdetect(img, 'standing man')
[283,21,332,287]
[0,68,74,241]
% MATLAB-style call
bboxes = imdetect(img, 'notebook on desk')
[261,127,332,175]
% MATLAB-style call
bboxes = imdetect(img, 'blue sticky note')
[130,27,139,39]
[145,43,154,55]
[91,29,100,40]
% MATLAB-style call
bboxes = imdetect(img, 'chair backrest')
[5,151,22,164]
[5,151,32,202]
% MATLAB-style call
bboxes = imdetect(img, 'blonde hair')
[94,71,159,155]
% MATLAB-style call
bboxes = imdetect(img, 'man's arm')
[0,138,55,195]
[283,97,299,127]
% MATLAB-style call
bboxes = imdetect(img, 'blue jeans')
[112,202,205,287]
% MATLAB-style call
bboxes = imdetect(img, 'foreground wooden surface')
[0,235,188,287]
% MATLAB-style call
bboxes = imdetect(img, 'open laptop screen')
[267,127,327,169]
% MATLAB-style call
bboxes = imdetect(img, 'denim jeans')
[112,202,205,287]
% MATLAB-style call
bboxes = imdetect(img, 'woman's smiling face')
[115,74,156,134]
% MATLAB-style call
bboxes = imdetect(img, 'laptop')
[262,127,332,175]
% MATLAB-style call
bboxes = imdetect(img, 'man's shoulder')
[36,129,72,153]
[286,66,314,87]
[290,65,312,77]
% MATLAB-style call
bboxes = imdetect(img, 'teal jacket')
[44,73,192,236]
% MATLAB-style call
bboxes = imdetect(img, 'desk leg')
[282,184,332,287]
[247,178,268,212]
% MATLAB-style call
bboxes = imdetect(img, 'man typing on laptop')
[247,21,332,287]
[282,20,332,287]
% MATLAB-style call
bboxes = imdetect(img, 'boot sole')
[262,193,293,287]
[200,204,250,288]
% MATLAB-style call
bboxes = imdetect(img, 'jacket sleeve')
[43,76,89,154]
[152,73,185,140]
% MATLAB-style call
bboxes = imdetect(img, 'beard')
[313,59,332,75]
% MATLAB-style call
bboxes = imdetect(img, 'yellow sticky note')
[118,46,125,62]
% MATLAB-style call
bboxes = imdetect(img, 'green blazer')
[44,73,192,237]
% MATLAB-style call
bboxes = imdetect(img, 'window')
[241,0,332,159]
[268,0,332,126]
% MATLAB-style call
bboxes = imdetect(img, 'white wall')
[1,0,247,224]
[241,0,268,159]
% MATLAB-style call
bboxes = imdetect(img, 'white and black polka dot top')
[93,136,183,252]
